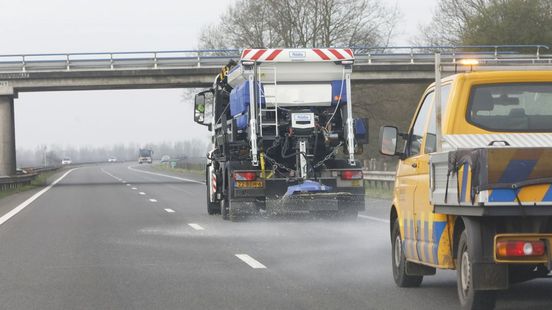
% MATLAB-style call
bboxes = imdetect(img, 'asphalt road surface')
[0,163,550,310]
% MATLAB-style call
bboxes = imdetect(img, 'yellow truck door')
[396,91,434,262]
[413,84,454,268]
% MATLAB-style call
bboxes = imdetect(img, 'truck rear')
[138,148,153,164]
[194,48,368,220]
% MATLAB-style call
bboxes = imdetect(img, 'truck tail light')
[496,240,546,258]
[341,170,363,180]
[233,172,257,181]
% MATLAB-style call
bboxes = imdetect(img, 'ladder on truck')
[257,66,278,137]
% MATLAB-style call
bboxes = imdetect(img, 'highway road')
[0,163,550,310]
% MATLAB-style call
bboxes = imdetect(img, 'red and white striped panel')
[211,174,217,193]
[240,48,354,62]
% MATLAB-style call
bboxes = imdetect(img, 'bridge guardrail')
[0,45,550,73]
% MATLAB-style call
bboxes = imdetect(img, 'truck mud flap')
[230,198,262,216]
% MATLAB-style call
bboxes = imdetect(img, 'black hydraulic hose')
[313,131,319,159]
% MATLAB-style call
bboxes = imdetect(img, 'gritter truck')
[138,148,153,164]
[380,51,552,310]
[193,48,368,221]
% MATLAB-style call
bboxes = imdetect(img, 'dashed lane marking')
[131,187,137,190]
[188,223,205,231]
[235,254,267,269]
[358,215,390,224]
[149,199,157,202]
[164,208,175,213]
[139,192,146,196]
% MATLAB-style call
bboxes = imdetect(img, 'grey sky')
[0,0,436,149]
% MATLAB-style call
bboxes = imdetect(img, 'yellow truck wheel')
[457,230,497,310]
[392,219,423,287]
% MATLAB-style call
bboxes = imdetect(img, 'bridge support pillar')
[0,95,16,177]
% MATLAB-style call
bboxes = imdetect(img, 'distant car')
[107,157,117,163]
[160,155,170,163]
[61,158,72,165]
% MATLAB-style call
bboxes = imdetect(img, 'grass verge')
[151,164,203,176]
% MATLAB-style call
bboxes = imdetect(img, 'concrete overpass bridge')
[1,46,550,176]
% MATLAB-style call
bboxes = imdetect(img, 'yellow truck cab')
[380,70,552,310]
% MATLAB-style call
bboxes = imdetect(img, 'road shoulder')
[0,169,69,220]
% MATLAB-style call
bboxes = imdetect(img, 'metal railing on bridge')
[0,49,240,73]
[0,45,550,73]
[351,45,551,65]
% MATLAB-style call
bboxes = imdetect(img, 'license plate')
[235,181,264,188]
[352,180,362,187]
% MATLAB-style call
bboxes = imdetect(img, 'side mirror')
[194,94,206,125]
[354,118,369,145]
[379,126,399,156]
[425,133,437,153]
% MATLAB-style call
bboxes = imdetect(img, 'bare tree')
[198,0,399,49]
[417,0,552,46]
[415,0,486,46]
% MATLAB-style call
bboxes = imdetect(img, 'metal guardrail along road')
[363,170,395,189]
[0,166,60,192]
[0,174,37,191]
[0,45,550,73]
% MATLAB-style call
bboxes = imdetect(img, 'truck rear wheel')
[206,188,219,215]
[220,193,230,220]
[457,230,496,310]
[391,219,423,287]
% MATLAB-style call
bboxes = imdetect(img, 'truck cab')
[381,70,552,310]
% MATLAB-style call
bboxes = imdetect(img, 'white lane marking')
[235,254,267,269]
[122,181,126,184]
[126,184,131,187]
[358,215,390,224]
[164,208,175,213]
[101,168,120,181]
[139,192,146,195]
[188,223,205,231]
[127,166,204,184]
[149,199,157,202]
[0,169,76,227]
[131,187,137,190]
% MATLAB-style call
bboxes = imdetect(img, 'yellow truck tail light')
[496,240,546,258]
[494,234,552,263]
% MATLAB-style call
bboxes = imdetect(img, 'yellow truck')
[380,56,552,310]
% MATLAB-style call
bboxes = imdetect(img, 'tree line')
[199,0,552,49]
[16,140,209,167]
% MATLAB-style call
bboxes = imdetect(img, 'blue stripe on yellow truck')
[457,149,552,203]
[402,216,451,267]
[489,159,538,202]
